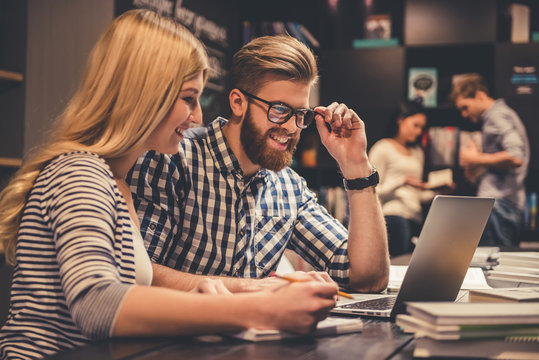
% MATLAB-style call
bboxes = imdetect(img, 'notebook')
[331,195,494,321]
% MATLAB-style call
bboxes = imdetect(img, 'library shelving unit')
[315,0,539,242]
[0,0,27,189]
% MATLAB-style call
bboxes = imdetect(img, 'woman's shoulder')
[47,151,110,172]
[369,138,393,153]
[40,151,114,186]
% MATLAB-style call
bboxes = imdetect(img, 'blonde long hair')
[0,9,208,264]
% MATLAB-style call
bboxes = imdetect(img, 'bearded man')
[127,35,389,293]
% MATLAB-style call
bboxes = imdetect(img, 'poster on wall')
[122,0,230,124]
[408,67,437,107]
[510,65,538,96]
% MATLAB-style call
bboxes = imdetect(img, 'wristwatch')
[342,166,379,190]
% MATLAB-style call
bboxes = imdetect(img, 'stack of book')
[469,287,539,303]
[396,302,539,359]
[488,252,539,284]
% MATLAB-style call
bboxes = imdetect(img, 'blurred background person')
[452,73,529,246]
[369,101,436,256]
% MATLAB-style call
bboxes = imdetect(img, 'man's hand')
[241,271,338,292]
[190,278,233,295]
[460,140,481,167]
[314,103,371,179]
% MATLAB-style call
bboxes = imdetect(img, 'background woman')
[0,10,337,359]
[368,101,435,256]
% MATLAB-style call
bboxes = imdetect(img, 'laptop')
[331,195,495,321]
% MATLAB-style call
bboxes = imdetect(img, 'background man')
[128,35,389,292]
[451,73,530,246]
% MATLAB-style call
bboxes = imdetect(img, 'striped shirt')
[128,118,352,288]
[0,152,137,359]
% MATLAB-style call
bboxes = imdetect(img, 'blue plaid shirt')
[128,118,351,287]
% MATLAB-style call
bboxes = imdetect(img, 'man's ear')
[229,89,247,119]
[475,90,488,101]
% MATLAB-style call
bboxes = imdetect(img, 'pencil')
[270,271,354,299]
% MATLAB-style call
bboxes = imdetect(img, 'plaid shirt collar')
[207,117,269,182]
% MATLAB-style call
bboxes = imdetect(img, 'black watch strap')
[343,166,379,190]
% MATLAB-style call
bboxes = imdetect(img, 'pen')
[270,271,354,299]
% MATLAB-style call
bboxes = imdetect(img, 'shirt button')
[239,229,245,237]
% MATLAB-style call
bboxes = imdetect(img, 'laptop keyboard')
[339,296,396,310]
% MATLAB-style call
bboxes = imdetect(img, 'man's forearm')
[151,263,261,293]
[472,151,523,169]
[150,263,286,293]
[345,187,390,293]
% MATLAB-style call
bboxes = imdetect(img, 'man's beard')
[240,108,300,172]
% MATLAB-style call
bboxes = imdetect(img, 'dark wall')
[0,0,26,159]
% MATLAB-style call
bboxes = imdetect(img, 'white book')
[487,270,539,284]
[469,287,539,303]
[231,317,363,342]
[426,168,453,189]
[388,265,490,292]
[405,302,539,325]
[492,265,539,275]
[496,253,539,270]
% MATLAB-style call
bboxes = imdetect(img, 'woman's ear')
[229,89,247,119]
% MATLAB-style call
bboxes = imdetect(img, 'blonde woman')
[0,10,337,359]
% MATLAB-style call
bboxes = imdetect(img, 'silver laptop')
[331,195,494,321]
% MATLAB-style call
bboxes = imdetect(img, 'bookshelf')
[0,0,27,190]
[312,0,539,241]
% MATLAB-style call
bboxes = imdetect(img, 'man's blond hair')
[229,35,318,94]
[450,73,490,101]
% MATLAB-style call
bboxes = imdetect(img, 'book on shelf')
[524,192,537,230]
[404,302,539,325]
[408,67,437,107]
[397,314,539,340]
[469,287,539,303]
[285,22,319,49]
[413,336,539,359]
[297,24,320,48]
[510,3,530,43]
[231,316,363,342]
[364,14,391,40]
[427,127,457,169]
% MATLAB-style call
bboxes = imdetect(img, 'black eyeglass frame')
[238,88,322,129]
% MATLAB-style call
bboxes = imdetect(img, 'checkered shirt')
[127,118,352,288]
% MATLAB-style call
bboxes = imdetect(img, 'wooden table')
[47,251,533,360]
[49,318,414,360]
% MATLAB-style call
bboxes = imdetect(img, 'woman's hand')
[253,280,338,334]
[405,176,427,189]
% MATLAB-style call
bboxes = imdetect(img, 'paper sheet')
[388,265,491,291]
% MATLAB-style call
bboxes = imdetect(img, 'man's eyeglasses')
[239,89,322,129]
